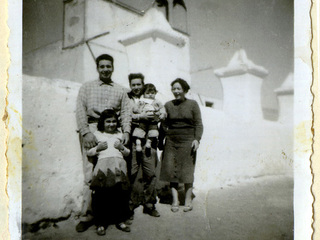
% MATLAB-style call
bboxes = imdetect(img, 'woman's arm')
[193,101,204,142]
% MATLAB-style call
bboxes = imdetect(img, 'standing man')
[76,54,131,232]
[127,73,160,217]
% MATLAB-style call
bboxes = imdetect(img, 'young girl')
[87,109,132,236]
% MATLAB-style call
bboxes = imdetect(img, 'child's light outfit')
[87,130,131,227]
[132,97,166,139]
[87,130,129,189]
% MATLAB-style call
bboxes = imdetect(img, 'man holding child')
[127,73,161,218]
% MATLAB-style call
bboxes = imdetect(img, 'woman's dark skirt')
[160,129,196,184]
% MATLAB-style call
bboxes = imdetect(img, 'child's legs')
[133,123,147,151]
[147,123,159,138]
[92,189,110,227]
[132,127,146,139]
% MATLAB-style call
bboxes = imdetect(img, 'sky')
[187,0,293,110]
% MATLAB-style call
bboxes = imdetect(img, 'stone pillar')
[118,8,190,101]
[274,73,294,124]
[214,49,268,121]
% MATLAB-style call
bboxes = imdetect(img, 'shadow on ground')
[22,175,293,240]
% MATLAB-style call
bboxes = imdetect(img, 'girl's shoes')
[183,204,193,212]
[97,226,106,236]
[171,202,180,213]
[116,223,131,232]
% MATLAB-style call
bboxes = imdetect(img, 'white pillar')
[214,49,268,121]
[118,8,191,102]
[274,73,294,125]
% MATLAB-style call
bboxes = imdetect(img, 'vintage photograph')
[21,0,296,239]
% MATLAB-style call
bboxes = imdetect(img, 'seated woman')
[87,109,132,235]
[160,78,203,212]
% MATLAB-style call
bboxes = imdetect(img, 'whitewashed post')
[274,73,294,124]
[214,49,269,121]
[118,8,190,101]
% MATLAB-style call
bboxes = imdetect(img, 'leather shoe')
[143,207,160,217]
[76,220,94,232]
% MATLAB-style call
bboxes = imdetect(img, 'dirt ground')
[22,175,293,240]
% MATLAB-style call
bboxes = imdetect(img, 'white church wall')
[194,107,293,191]
[118,8,191,101]
[23,41,85,83]
[22,75,83,224]
[277,95,293,124]
[221,73,264,121]
[22,74,293,224]
[85,0,140,39]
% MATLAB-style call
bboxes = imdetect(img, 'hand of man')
[96,141,108,152]
[191,140,199,152]
[87,108,101,119]
[122,132,130,145]
[83,132,98,149]
[114,140,124,151]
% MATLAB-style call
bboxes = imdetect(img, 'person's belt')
[88,116,99,124]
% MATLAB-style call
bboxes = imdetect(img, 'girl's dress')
[160,99,203,184]
[88,130,131,227]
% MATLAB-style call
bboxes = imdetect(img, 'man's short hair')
[95,54,114,68]
[128,73,145,85]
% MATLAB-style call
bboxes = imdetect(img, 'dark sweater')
[164,99,203,141]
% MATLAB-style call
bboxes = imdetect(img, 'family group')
[75,54,203,236]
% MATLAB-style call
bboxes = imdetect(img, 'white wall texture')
[22,74,293,224]
[194,107,293,191]
[22,75,83,224]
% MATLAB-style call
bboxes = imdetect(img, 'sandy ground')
[22,175,293,240]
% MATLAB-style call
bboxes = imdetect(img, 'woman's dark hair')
[143,83,158,94]
[95,54,114,68]
[97,109,119,132]
[171,78,190,93]
[128,73,145,85]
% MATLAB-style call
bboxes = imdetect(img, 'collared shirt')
[76,79,131,136]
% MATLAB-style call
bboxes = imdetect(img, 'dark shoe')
[76,221,94,232]
[116,223,131,232]
[145,147,151,157]
[143,207,160,217]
